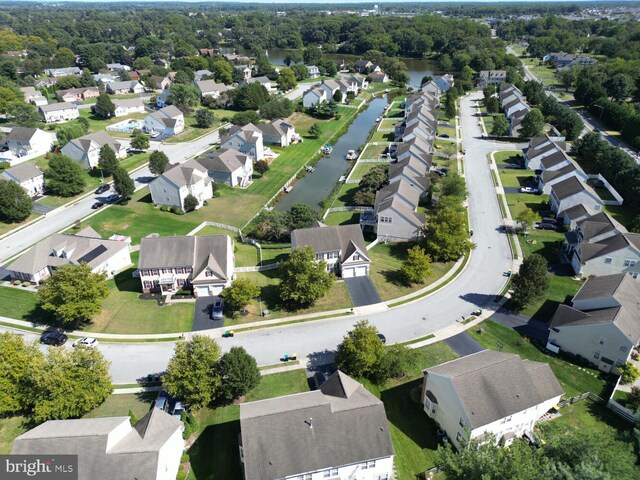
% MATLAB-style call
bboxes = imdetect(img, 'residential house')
[389,159,431,187]
[35,77,58,89]
[220,123,264,161]
[106,63,131,72]
[148,75,172,92]
[155,58,170,68]
[1,163,45,197]
[368,71,389,83]
[196,80,231,99]
[19,86,47,106]
[523,135,566,170]
[7,227,131,285]
[43,66,81,77]
[291,223,371,277]
[113,97,145,117]
[240,370,395,480]
[198,48,219,58]
[4,127,53,158]
[561,204,593,229]
[244,76,272,91]
[373,179,426,242]
[149,159,212,210]
[144,105,185,137]
[235,65,253,81]
[156,88,171,108]
[194,69,213,82]
[261,119,298,147]
[61,131,127,169]
[354,59,375,73]
[537,160,589,194]
[196,148,253,188]
[12,408,183,480]
[549,176,603,219]
[318,79,340,99]
[224,54,253,64]
[39,102,79,123]
[302,86,327,108]
[543,52,596,70]
[435,74,455,92]
[422,350,563,449]
[138,234,233,297]
[306,65,320,78]
[107,80,145,95]
[396,137,433,162]
[93,73,119,85]
[56,86,99,102]
[548,273,640,373]
[421,80,441,96]
[477,70,507,89]
[350,74,369,91]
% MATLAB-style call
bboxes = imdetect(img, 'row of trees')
[250,203,320,242]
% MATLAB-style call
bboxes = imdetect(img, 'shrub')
[619,362,640,384]
[180,453,190,464]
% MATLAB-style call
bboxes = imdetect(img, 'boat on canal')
[321,145,333,155]
[345,149,357,160]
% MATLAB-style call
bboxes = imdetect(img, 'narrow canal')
[275,95,388,212]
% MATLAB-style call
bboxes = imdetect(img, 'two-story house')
[55,86,99,102]
[113,97,146,117]
[1,163,45,197]
[20,86,48,106]
[196,148,253,188]
[43,67,81,77]
[220,123,264,161]
[61,131,127,169]
[306,65,321,78]
[240,371,395,480]
[39,102,79,123]
[291,223,370,278]
[570,231,640,278]
[257,119,298,147]
[196,79,231,99]
[477,70,506,89]
[138,234,233,297]
[149,159,213,210]
[302,86,328,108]
[107,80,145,95]
[550,176,603,220]
[548,273,640,373]
[144,105,185,137]
[373,179,426,242]
[4,127,53,158]
[422,350,563,449]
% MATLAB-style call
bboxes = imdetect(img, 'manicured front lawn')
[371,130,395,142]
[361,143,388,158]
[323,210,360,226]
[0,212,41,236]
[493,150,523,166]
[368,243,455,302]
[433,139,456,157]
[498,166,535,189]
[468,320,612,397]
[437,125,456,138]
[0,416,28,454]
[164,114,224,144]
[0,285,39,321]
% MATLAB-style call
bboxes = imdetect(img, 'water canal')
[275,95,388,212]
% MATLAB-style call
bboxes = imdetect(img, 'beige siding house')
[61,131,127,169]
[149,159,212,210]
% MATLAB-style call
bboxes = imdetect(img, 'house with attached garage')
[113,97,145,117]
[291,223,370,278]
[549,176,603,220]
[372,178,426,242]
[20,86,48,106]
[244,76,273,91]
[39,102,79,123]
[43,66,81,77]
[1,163,45,197]
[107,80,145,95]
[220,123,264,161]
[368,71,389,83]
[56,86,99,102]
[194,69,213,82]
[12,408,183,480]
[4,127,54,158]
[7,227,131,285]
[138,234,233,297]
[477,70,507,89]
[569,230,640,278]
[239,370,395,480]
[535,155,589,194]
[547,273,640,373]
[61,131,127,169]
[144,105,185,137]
[148,75,172,92]
[149,159,212,210]
[196,79,231,99]
[422,350,563,450]
[435,74,455,92]
[523,135,567,170]
[257,119,298,147]
[196,148,253,188]
[302,86,328,108]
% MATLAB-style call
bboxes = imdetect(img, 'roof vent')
[305,418,313,429]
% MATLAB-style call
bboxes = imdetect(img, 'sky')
[20,0,622,3]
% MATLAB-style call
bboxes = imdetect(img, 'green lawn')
[437,125,456,138]
[323,211,360,226]
[371,130,395,143]
[350,161,386,180]
[0,285,40,321]
[0,212,40,237]
[433,139,456,157]
[469,320,612,397]
[361,143,388,159]
[385,108,404,118]
[163,114,224,144]
[0,416,28,454]
[379,118,397,130]
[84,392,156,420]
[494,151,523,166]
[498,166,536,189]
[368,243,455,301]
[332,183,361,207]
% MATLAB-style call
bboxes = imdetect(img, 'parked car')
[150,131,160,138]
[210,299,224,320]
[519,187,539,194]
[377,333,387,344]
[536,223,558,231]
[95,184,110,195]
[154,391,170,413]
[440,133,450,138]
[126,147,146,154]
[91,201,104,209]
[309,371,327,390]
[72,337,99,348]
[105,193,120,203]
[40,330,68,346]
[172,401,185,419]
[505,164,523,169]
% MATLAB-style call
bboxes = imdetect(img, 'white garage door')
[343,266,368,278]
[354,266,368,277]
[195,286,210,297]
[343,267,355,279]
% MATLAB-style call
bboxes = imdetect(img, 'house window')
[619,345,628,353]
[456,432,464,443]
[178,278,185,287]
[376,475,389,480]
[594,351,601,360]
[205,270,213,277]
[315,253,323,261]
[364,460,376,470]
[301,475,312,480]
[323,468,338,478]
[353,254,361,261]
[615,359,625,367]
[328,251,339,259]
[163,268,172,274]
[151,269,159,276]
[624,259,637,267]
[143,281,152,289]
[176,267,183,274]
[604,257,613,264]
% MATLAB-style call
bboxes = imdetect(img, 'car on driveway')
[518,187,539,194]
[91,201,104,209]
[40,331,68,346]
[105,193,120,203]
[154,391,170,413]
[95,184,110,195]
[72,337,99,348]
[172,401,185,419]
[210,299,224,320]
[536,222,558,231]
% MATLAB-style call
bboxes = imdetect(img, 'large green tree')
[216,347,261,403]
[287,203,319,231]
[130,131,149,150]
[0,179,32,223]
[32,346,112,422]
[149,150,169,175]
[515,207,538,232]
[335,320,386,378]
[279,246,334,309]
[45,154,86,197]
[98,144,118,176]
[169,84,200,110]
[491,115,510,137]
[221,278,260,314]
[277,67,297,91]
[195,108,214,128]
[7,101,41,127]
[519,108,545,139]
[38,263,109,325]
[112,166,134,199]
[212,60,233,85]
[401,245,432,284]
[163,335,222,409]
[510,253,549,308]
[0,332,44,415]
[424,206,474,262]
[94,93,115,119]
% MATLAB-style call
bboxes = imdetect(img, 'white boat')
[375,117,381,122]
[305,165,315,173]
[346,150,357,160]
[321,145,333,155]
[284,186,293,193]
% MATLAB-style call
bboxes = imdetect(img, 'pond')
[276,95,388,213]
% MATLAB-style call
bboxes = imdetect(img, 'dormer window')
[205,270,214,277]
[353,254,361,261]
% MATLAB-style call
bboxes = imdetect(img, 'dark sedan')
[40,331,68,346]
[91,201,104,209]
[95,184,110,195]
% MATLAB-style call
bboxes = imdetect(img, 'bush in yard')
[491,115,509,137]
[220,278,260,314]
[287,203,319,231]
[183,194,199,212]
[149,150,169,175]
[216,346,261,403]
[335,320,386,379]
[308,122,321,139]
[0,179,32,223]
[401,245,432,284]
[128,409,138,426]
[373,344,417,383]
[195,108,214,128]
[510,253,549,309]
[254,159,269,175]
[626,386,640,411]
[130,131,149,150]
[38,263,109,326]
[619,362,640,385]
[45,154,86,197]
[279,246,334,310]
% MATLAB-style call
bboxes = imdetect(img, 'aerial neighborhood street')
[1,3,640,480]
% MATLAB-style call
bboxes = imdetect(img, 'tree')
[437,172,466,199]
[375,344,417,383]
[424,206,474,262]
[335,320,386,378]
[515,207,538,232]
[195,108,214,128]
[619,362,640,385]
[7,101,41,127]
[333,89,343,103]
[491,115,510,137]
[250,210,290,242]
[485,96,499,114]
[260,97,294,120]
[0,332,44,415]
[354,164,388,206]
[163,335,222,409]
[216,347,261,403]
[231,82,270,110]
[630,215,640,234]
[606,73,634,102]
[112,167,134,199]
[0,179,32,223]
[279,246,334,309]
[626,386,640,411]
[519,108,545,138]
[183,194,198,212]
[94,93,115,119]
[510,253,549,308]
[557,68,576,92]
[130,131,149,150]
[287,203,319,231]
[303,45,323,65]
[220,278,260,313]
[169,84,201,110]
[212,60,233,84]
[232,110,261,126]
[45,154,85,196]
[277,67,297,91]
[98,144,118,176]
[55,122,88,147]
[38,263,109,325]
[32,346,112,422]
[401,245,432,284]
[308,123,322,139]
[149,150,169,175]
[254,159,269,175]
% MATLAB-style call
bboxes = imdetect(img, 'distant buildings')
[477,70,507,89]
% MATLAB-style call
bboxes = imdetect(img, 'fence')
[186,221,241,237]
[557,390,636,424]
[322,206,372,220]
[234,264,279,273]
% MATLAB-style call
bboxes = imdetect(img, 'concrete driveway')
[444,332,485,357]
[344,277,381,307]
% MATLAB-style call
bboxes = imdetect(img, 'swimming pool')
[107,119,145,133]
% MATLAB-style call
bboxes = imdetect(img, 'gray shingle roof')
[68,131,123,154]
[113,97,144,108]
[39,102,77,113]
[156,158,207,188]
[240,371,393,480]
[291,224,369,263]
[196,79,230,93]
[426,351,563,429]
[196,148,247,174]
[3,162,43,182]
[5,126,40,143]
[551,176,591,201]
[12,408,182,480]
[578,233,640,263]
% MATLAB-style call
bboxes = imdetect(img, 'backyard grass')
[332,183,361,207]
[78,109,148,135]
[350,161,387,180]
[379,118,397,130]
[323,210,360,226]
[0,416,28,454]
[84,392,156,420]
[163,114,224,144]
[361,143,388,158]
[385,108,404,118]
[367,243,455,301]
[493,151,523,166]
[437,125,456,138]
[371,130,395,143]
[0,212,40,236]
[433,139,456,157]
[469,320,612,397]
[230,270,352,324]
[498,166,535,189]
